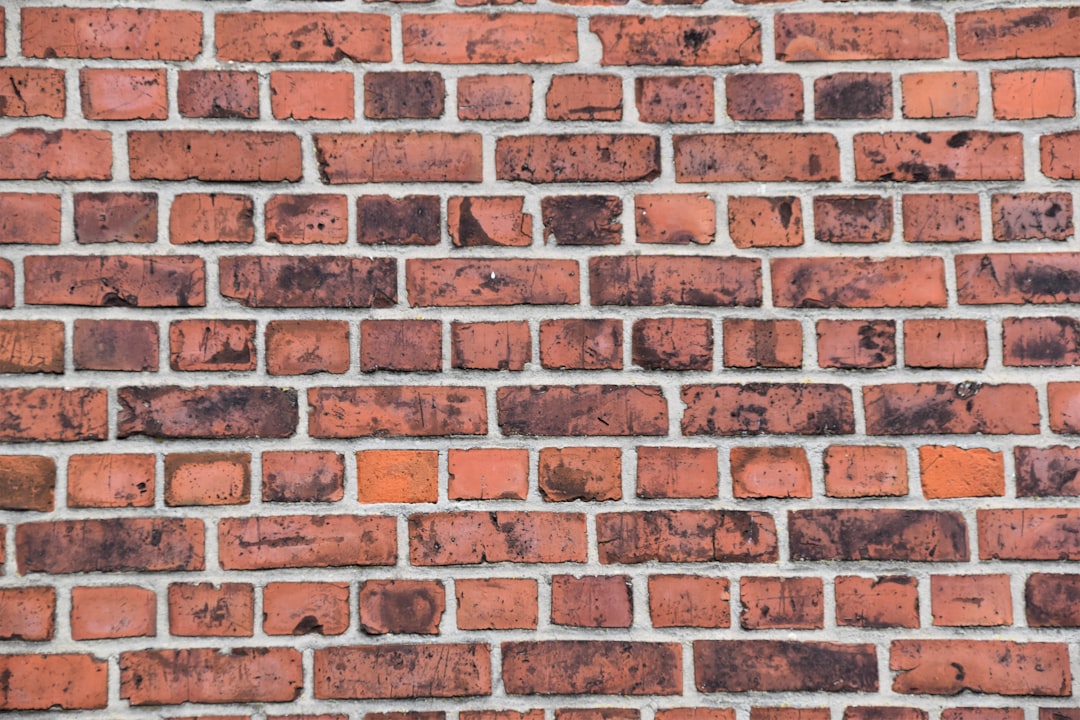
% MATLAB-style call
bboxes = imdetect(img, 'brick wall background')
[0,0,1078,718]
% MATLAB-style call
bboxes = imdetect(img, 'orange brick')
[904,319,987,369]
[902,193,981,243]
[823,446,907,498]
[992,69,1076,119]
[551,575,632,628]
[728,196,803,248]
[740,577,823,630]
[0,320,63,374]
[448,448,529,500]
[730,446,811,498]
[164,452,251,506]
[901,72,979,119]
[547,74,622,121]
[80,68,166,120]
[357,449,438,503]
[636,446,718,499]
[271,71,355,120]
[0,455,55,511]
[170,194,254,244]
[263,582,350,636]
[458,75,532,121]
[68,454,155,508]
[70,586,156,640]
[635,193,714,244]
[931,574,1012,627]
[455,578,538,630]
[266,320,350,376]
[723,319,803,369]
[919,446,1004,499]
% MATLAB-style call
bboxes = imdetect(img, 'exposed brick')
[790,509,968,562]
[901,72,979,119]
[269,71,353,120]
[551,575,632,627]
[919,446,1004,499]
[992,193,1073,242]
[360,580,445,634]
[726,73,803,121]
[456,578,538,630]
[0,586,55,640]
[722,319,802,369]
[309,386,486,437]
[730,446,811,498]
[816,319,895,369]
[540,319,622,370]
[0,320,64,374]
[1050,381,1080,434]
[497,134,659,183]
[591,256,760,306]
[451,321,531,371]
[1026,574,1080,627]
[823,445,908,498]
[992,69,1075,120]
[262,451,345,503]
[890,640,1070,696]
[129,131,302,182]
[358,195,440,245]
[853,131,1024,182]
[266,321,350,376]
[904,319,987,369]
[410,511,586,565]
[73,319,159,372]
[0,654,107,710]
[502,642,681,695]
[172,194,255,244]
[636,446,717,499]
[216,13,391,62]
[403,14,577,64]
[1015,446,1080,497]
[682,383,854,436]
[459,75,532,121]
[902,193,981,243]
[0,193,60,245]
[0,68,65,118]
[979,509,1080,561]
[120,648,303,705]
[776,13,947,61]
[547,74,622,121]
[542,195,623,245]
[695,640,878,692]
[596,510,777,563]
[632,318,712,371]
[649,575,730,628]
[315,645,491,698]
[165,452,251,506]
[635,194,715,244]
[169,319,256,372]
[448,448,529,500]
[117,386,298,439]
[637,76,714,123]
[449,196,532,247]
[0,129,111,180]
[835,576,919,628]
[1042,131,1080,179]
[675,133,839,182]
[17,518,204,573]
[360,319,441,372]
[67,453,155,508]
[815,73,892,120]
[773,257,946,308]
[957,252,1080,305]
[220,256,396,308]
[70,585,156,640]
[956,8,1080,60]
[409,258,577,308]
[0,388,107,442]
[178,70,259,119]
[814,196,893,244]
[931,574,1012,627]
[357,449,438,503]
[740,576,823,630]
[80,68,165,120]
[498,385,667,436]
[266,195,346,245]
[73,192,156,244]
[169,582,254,637]
[864,383,1039,436]
[590,16,761,66]
[366,71,445,120]
[218,515,396,569]
[22,7,201,60]
[264,582,350,636]
[538,447,622,501]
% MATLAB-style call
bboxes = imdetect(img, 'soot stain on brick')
[818,77,889,119]
[454,197,493,246]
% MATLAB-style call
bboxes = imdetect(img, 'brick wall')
[0,0,1078,717]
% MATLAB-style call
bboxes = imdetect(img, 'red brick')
[547,74,621,121]
[29,255,190,305]
[635,193,714,244]
[403,14,577,64]
[730,446,812,498]
[22,7,201,60]
[1015,446,1080,497]
[637,76,714,123]
[596,510,777,563]
[216,13,391,62]
[740,576,823,630]
[365,71,445,120]
[556,711,636,720]
[844,709,926,720]
[309,386,486,437]
[902,72,979,119]
[776,12,947,61]
[264,582,350,636]
[992,193,1073,242]
[67,453,154,508]
[992,69,1075,120]
[682,383,854,436]
[773,256,946,308]
[541,195,623,245]
[456,578,538,630]
[360,319,441,372]
[750,711,825,720]
[313,646,489,700]
[0,586,55,640]
[80,68,165,120]
[815,73,892,120]
[637,446,717,499]
[1026,574,1080,627]
[854,131,1023,182]
[266,195,347,245]
[0,388,107,442]
[591,16,761,65]
[904,319,987,369]
[723,319,802,369]
[835,576,919,628]
[165,452,251,506]
[790,509,968,562]
[218,515,396,569]
[675,133,839,182]
[169,319,255,372]
[539,447,621,501]
[502,641,681,695]
[0,193,60,245]
[409,258,578,306]
[0,455,55,511]
[220,256,396,308]
[931,574,1012,627]
[0,320,64,373]
[945,710,1023,720]
[316,133,481,183]
[1051,382,1080,433]
[360,580,445,634]
[957,8,1080,60]
[272,71,354,120]
[120,648,302,705]
[823,445,908,498]
[169,582,254,637]
[864,383,1039,436]
[357,449,438,504]
[0,68,64,118]
[0,260,8,309]
[540,319,621,370]
[726,73,803,121]
[980,508,1080,561]
[118,386,297,439]
[0,129,111,180]
[648,575,729,628]
[262,451,345,503]
[70,585,155,640]
[73,319,159,371]
[958,252,1080,305]
[902,193,981,243]
[816,319,896,369]
[499,385,667,436]
[497,134,659,183]
[919,446,1004,499]
[551,575,631,628]
[458,75,532,121]
[632,318,712,372]
[358,195,440,245]
[695,641,877,692]
[18,518,204,573]
[178,70,259,119]
[448,196,532,247]
[129,131,302,182]
[410,511,587,565]
[814,196,893,244]
[0,654,107,710]
[171,194,255,244]
[448,448,528,501]
[725,197,803,248]
[1042,131,1080,179]
[891,640,1070,696]
[591,256,760,306]
[451,321,531,371]
[74,192,156,244]
[266,321,350,376]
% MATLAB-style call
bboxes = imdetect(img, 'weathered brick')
[129,131,302,182]
[636,446,717,499]
[992,69,1075,120]
[675,133,839,182]
[551,575,632,627]
[0,320,64,374]
[723,318,802,369]
[538,447,621,502]
[979,508,1080,561]
[309,386,486,437]
[67,453,155,508]
[730,446,811,498]
[901,72,979,119]
[726,74,803,121]
[219,515,396,569]
[957,8,1080,60]
[591,16,761,66]
[1015,446,1080,497]
[502,642,681,695]
[958,252,1080,305]
[816,319,895,369]
[648,575,729,628]
[1026,574,1080,627]
[70,585,155,640]
[73,319,158,372]
[540,319,622,370]
[835,576,919,628]
[316,133,482,183]
[118,386,298,439]
[262,451,345,503]
[773,257,946,308]
[178,70,259,119]
[451,321,531,371]
[813,196,893,244]
[410,511,586,565]
[357,449,438,503]
[360,580,445,634]
[169,582,254,637]
[409,259,578,306]
[823,445,908,498]
[121,648,302,705]
[0,388,107,442]
[221,256,396,308]
[264,582,350,636]
[27,255,203,307]
[316,645,490,699]
[172,194,255,244]
[404,14,577,64]
[791,509,968,562]
[541,196,623,245]
[931,574,1012,627]
[498,385,667,436]
[547,74,622,121]
[591,256,760,306]
[0,586,55,640]
[891,640,1070,696]
[776,13,947,61]
[902,193,981,243]
[459,75,532,121]
[597,510,777,563]
[366,71,445,120]
[682,383,854,436]
[360,319,442,372]
[637,76,714,123]
[358,195,440,245]
[22,8,201,60]
[17,518,204,573]
[216,13,391,62]
[0,193,60,245]
[815,73,892,120]
[0,68,65,118]
[635,194,715,244]
[1042,131,1080,179]
[456,578,538,630]
[449,196,532,247]
[633,318,712,371]
[497,134,660,183]
[0,654,107,710]
[0,129,111,180]
[80,68,165,120]
[740,577,823,630]
[992,193,1073,242]
[165,452,251,506]
[864,383,1039,435]
[266,321,350,376]
[695,641,878,692]
[169,320,255,372]
[854,131,1024,182]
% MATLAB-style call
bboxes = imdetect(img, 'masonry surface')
[0,0,1078,718]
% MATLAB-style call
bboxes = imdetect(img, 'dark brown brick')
[17,518,203,574]
[365,71,445,120]
[864,383,1039,435]
[497,385,668,436]
[590,256,760,307]
[357,195,440,246]
[117,386,298,439]
[502,641,681,695]
[596,510,777,564]
[815,73,892,120]
[220,256,396,308]
[315,645,490,699]
[1015,446,1080,497]
[695,641,878,692]
[790,509,968,562]
[25,255,205,307]
[682,383,854,436]
[541,196,622,246]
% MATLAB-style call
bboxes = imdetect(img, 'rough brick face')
[4,0,1078,713]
